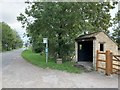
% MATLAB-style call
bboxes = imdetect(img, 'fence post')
[96,50,99,71]
[110,52,113,74]
[106,50,112,76]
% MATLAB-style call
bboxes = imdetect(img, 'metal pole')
[46,42,48,63]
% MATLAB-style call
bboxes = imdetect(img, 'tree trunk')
[58,32,62,58]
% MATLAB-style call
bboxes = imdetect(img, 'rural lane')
[2,49,119,88]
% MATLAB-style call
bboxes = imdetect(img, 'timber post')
[96,50,99,71]
[110,52,113,74]
[105,50,112,76]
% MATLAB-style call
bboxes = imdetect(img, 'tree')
[17,2,117,61]
[0,23,2,51]
[1,22,23,51]
[112,10,120,48]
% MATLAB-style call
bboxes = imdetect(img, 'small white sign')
[43,38,48,43]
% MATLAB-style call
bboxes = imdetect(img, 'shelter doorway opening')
[78,41,93,62]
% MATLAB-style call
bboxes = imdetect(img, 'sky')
[0,0,119,43]
[0,0,28,43]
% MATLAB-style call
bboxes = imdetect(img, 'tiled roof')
[75,31,100,40]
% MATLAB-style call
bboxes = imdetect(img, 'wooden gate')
[96,50,120,75]
[111,55,120,74]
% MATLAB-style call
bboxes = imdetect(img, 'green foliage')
[0,43,1,52]
[0,23,2,52]
[1,22,23,51]
[112,10,120,48]
[22,49,81,73]
[17,2,117,60]
[0,41,1,52]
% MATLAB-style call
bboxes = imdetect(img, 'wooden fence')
[112,55,120,74]
[96,50,120,76]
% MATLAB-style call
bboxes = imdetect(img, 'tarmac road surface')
[2,49,118,88]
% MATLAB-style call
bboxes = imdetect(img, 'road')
[2,49,118,88]
[0,52,2,89]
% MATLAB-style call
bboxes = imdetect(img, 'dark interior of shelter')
[78,41,93,62]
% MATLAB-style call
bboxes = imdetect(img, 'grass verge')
[21,49,81,73]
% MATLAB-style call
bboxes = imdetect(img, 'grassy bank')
[21,50,81,73]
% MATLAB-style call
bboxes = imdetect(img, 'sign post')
[43,38,48,63]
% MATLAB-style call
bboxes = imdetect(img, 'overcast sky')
[0,0,119,43]
[0,0,28,42]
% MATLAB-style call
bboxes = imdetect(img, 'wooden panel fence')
[96,50,120,76]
